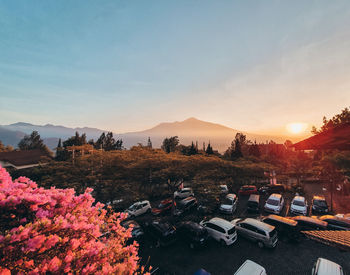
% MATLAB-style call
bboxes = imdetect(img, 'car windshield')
[228,227,236,235]
[223,198,233,205]
[314,200,327,207]
[293,200,305,207]
[128,204,137,210]
[247,201,258,207]
[269,228,277,238]
[158,202,170,208]
[267,199,279,206]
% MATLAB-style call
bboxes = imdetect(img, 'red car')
[151,198,173,215]
[238,185,257,196]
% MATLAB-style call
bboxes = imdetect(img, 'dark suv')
[247,194,260,213]
[259,184,285,195]
[121,220,144,244]
[174,197,198,216]
[177,221,209,249]
[318,215,350,231]
[262,215,300,242]
[144,220,177,247]
[311,196,329,215]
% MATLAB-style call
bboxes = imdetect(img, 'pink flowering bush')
[0,166,145,274]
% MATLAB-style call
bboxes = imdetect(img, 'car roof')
[264,215,297,226]
[241,185,256,188]
[241,218,275,232]
[181,187,192,191]
[209,217,234,230]
[293,196,306,202]
[319,215,350,224]
[316,258,342,275]
[248,194,260,201]
[292,216,328,226]
[182,221,203,230]
[160,198,172,203]
[226,193,237,199]
[313,195,326,201]
[234,260,266,275]
[269,193,282,199]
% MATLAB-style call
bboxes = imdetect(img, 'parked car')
[234,260,267,275]
[219,194,238,214]
[312,258,344,275]
[261,214,300,242]
[126,200,151,217]
[143,220,176,247]
[176,221,209,249]
[259,184,285,195]
[238,185,258,196]
[231,218,278,248]
[174,196,198,216]
[335,213,350,220]
[121,220,144,243]
[151,198,173,216]
[290,216,328,231]
[200,217,237,246]
[264,193,284,214]
[290,196,308,216]
[317,215,350,231]
[220,185,229,194]
[247,194,260,213]
[311,196,329,215]
[174,187,194,199]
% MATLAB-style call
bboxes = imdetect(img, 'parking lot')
[128,184,349,274]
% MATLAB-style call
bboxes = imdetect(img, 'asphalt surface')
[133,189,349,275]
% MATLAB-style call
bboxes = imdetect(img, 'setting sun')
[286,122,308,134]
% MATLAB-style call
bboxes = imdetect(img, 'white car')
[126,200,151,217]
[290,196,308,216]
[219,194,238,214]
[312,258,344,275]
[200,217,237,246]
[174,187,194,199]
[234,260,267,275]
[264,193,284,214]
[335,213,350,220]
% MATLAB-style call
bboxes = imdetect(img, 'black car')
[259,184,285,195]
[121,220,144,243]
[291,216,328,231]
[144,220,177,247]
[311,196,329,215]
[318,215,350,231]
[174,197,198,216]
[262,215,300,242]
[247,194,260,213]
[177,221,209,249]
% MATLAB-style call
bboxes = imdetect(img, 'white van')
[200,217,237,246]
[312,258,344,275]
[234,260,267,275]
[219,194,238,214]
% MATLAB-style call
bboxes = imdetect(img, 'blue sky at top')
[1,0,350,134]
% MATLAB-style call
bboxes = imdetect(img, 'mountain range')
[0,118,305,152]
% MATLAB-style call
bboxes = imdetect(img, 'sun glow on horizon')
[286,122,308,134]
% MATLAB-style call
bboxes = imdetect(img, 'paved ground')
[133,184,349,274]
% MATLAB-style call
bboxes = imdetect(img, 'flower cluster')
[0,166,143,274]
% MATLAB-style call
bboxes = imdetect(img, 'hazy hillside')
[0,118,302,152]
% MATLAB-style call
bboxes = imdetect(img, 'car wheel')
[220,239,226,246]
[189,243,195,249]
[257,241,264,248]
[155,240,161,248]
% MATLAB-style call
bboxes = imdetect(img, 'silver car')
[231,218,278,248]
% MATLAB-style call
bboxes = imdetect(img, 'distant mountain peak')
[9,122,34,126]
[183,117,200,122]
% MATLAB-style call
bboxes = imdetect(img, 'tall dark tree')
[63,132,87,147]
[147,137,152,149]
[18,131,50,154]
[224,133,246,160]
[312,106,350,134]
[248,141,260,158]
[161,136,179,153]
[94,132,123,151]
[206,142,214,155]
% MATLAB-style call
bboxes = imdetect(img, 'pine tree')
[147,137,152,149]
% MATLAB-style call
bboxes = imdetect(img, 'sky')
[1,0,350,136]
